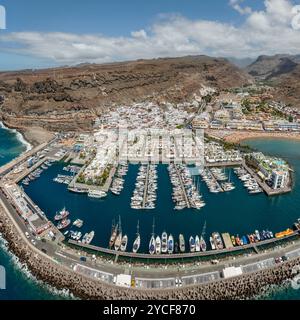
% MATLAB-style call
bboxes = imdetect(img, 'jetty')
[174,165,191,208]
[142,164,150,209]
[208,169,224,192]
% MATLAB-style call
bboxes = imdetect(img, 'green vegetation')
[205,134,255,153]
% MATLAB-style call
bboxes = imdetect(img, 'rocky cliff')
[0,55,252,132]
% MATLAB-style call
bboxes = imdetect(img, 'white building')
[270,170,288,189]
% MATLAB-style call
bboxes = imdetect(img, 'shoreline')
[206,129,300,144]
[224,131,300,144]
[1,126,300,299]
[1,200,300,300]
[0,121,32,153]
[0,233,75,300]
[0,121,54,148]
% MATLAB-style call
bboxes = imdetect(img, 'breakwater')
[1,203,300,300]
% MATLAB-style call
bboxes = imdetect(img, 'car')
[31,239,36,246]
[41,248,47,254]
[275,257,283,264]
[25,232,30,239]
[80,256,87,262]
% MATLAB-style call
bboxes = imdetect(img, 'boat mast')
[118,215,122,234]
[201,221,207,238]
[136,220,140,236]
[152,217,155,236]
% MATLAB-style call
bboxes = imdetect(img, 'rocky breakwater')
[1,201,300,300]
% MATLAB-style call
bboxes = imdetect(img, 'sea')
[0,123,299,300]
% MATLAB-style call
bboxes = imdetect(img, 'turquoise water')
[0,124,27,167]
[1,124,300,300]
[0,125,68,300]
[245,139,300,301]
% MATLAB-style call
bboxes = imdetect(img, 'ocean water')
[244,139,300,300]
[1,124,300,300]
[0,124,70,300]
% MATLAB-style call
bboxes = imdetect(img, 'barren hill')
[245,54,300,105]
[0,55,252,134]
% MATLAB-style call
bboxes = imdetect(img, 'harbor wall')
[1,202,300,300]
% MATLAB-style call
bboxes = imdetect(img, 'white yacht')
[88,190,107,199]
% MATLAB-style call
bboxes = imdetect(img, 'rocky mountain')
[246,54,300,105]
[246,54,300,80]
[0,55,252,132]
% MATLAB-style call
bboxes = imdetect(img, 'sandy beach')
[207,129,300,144]
[0,120,54,147]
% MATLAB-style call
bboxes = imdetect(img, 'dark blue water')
[245,139,300,300]
[1,124,300,299]
[23,158,300,253]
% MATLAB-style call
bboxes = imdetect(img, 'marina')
[1,124,300,301]
[17,156,299,255]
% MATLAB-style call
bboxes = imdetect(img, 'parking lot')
[241,258,275,273]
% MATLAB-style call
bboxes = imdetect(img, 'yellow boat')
[275,229,294,239]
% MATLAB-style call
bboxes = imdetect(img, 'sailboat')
[114,216,122,251]
[109,219,118,249]
[132,220,141,253]
[168,234,174,254]
[222,169,235,192]
[200,221,207,252]
[195,235,201,252]
[155,236,161,254]
[149,217,156,255]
